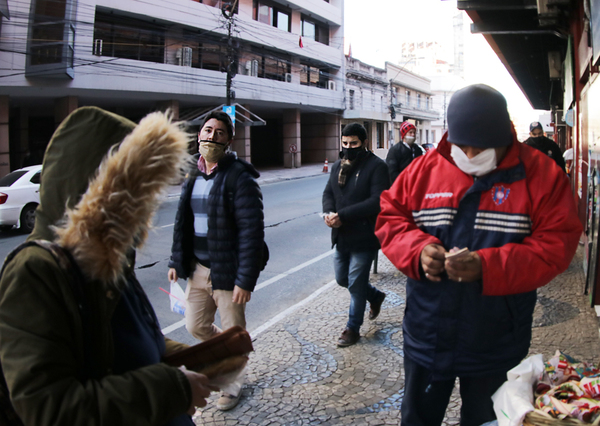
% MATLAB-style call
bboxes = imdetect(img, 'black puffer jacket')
[386,142,425,183]
[169,153,264,292]
[322,151,390,252]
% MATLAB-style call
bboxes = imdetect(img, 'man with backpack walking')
[168,111,265,411]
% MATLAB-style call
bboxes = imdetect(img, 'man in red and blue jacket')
[375,84,582,426]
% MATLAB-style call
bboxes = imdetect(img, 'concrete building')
[387,62,439,147]
[342,56,438,159]
[343,55,389,158]
[0,0,345,176]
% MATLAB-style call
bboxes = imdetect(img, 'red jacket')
[375,133,582,378]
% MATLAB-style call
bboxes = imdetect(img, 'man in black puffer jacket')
[168,111,264,411]
[322,123,390,348]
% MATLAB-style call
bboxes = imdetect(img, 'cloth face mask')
[450,144,497,177]
[199,141,227,163]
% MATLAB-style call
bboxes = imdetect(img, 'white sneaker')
[216,391,241,411]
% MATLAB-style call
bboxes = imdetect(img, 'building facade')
[0,0,345,176]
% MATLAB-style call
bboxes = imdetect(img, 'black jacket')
[322,151,390,252]
[386,142,425,183]
[523,136,566,172]
[169,153,264,292]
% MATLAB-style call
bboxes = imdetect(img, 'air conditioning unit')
[328,80,336,91]
[251,59,259,77]
[177,47,192,67]
[93,39,103,56]
[284,72,292,83]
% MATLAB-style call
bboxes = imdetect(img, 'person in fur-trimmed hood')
[168,111,265,411]
[0,107,215,426]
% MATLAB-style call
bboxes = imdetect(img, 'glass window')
[0,171,27,187]
[30,172,41,185]
[254,1,290,32]
[276,11,289,31]
[349,90,354,110]
[94,11,165,64]
[302,20,315,40]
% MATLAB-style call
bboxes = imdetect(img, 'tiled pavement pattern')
[192,246,600,426]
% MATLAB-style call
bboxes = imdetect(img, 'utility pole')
[222,0,239,106]
[389,81,396,146]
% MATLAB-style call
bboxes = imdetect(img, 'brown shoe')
[368,291,386,320]
[337,328,360,347]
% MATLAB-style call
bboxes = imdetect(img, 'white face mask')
[404,136,416,145]
[450,144,497,177]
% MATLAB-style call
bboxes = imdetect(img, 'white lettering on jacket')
[424,192,453,199]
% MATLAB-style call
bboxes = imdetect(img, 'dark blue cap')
[447,84,512,148]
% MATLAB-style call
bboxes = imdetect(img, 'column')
[283,108,301,168]
[0,96,9,176]
[156,100,180,120]
[233,105,251,162]
[54,96,78,128]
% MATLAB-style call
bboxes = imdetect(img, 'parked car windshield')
[0,171,27,187]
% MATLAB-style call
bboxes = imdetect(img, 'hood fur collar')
[53,112,191,287]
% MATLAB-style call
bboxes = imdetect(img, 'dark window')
[377,122,384,149]
[93,10,165,64]
[0,171,27,187]
[30,0,66,66]
[30,172,41,185]
[198,42,227,71]
[301,17,329,45]
[349,90,355,110]
[300,64,328,88]
[253,1,291,32]
[201,0,238,14]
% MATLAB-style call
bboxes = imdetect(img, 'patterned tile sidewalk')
[192,246,600,425]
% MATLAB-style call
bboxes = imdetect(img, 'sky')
[343,0,547,137]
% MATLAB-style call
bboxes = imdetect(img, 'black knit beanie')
[447,84,513,148]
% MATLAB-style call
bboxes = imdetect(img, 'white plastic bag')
[492,354,544,426]
[168,281,186,316]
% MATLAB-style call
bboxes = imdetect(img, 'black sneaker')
[368,291,386,320]
[337,328,360,347]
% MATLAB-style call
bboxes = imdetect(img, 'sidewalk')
[193,247,600,426]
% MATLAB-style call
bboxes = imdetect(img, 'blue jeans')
[333,249,381,333]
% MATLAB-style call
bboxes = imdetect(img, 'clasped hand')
[420,244,482,283]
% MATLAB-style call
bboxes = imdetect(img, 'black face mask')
[530,136,546,144]
[340,147,363,161]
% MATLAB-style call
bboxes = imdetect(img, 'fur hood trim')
[54,112,192,286]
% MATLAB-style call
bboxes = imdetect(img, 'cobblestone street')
[192,246,600,426]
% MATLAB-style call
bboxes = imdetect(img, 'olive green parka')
[0,107,194,425]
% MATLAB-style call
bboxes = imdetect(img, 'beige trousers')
[184,263,246,342]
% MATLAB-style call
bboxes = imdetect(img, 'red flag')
[299,36,303,48]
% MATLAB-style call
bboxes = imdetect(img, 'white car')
[0,165,42,233]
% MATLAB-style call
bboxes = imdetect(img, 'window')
[253,1,291,32]
[417,93,421,108]
[201,0,238,13]
[349,90,354,110]
[301,17,329,45]
[426,96,430,109]
[377,122,384,149]
[300,64,328,88]
[426,129,429,144]
[27,0,76,78]
[94,11,165,63]
[242,50,290,81]
[406,90,411,107]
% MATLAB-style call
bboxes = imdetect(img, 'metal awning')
[457,0,569,110]
[183,103,266,127]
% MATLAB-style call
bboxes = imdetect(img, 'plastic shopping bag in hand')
[160,281,186,316]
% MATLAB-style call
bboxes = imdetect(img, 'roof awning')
[181,103,266,127]
[457,0,569,110]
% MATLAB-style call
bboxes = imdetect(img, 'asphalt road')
[0,174,335,346]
